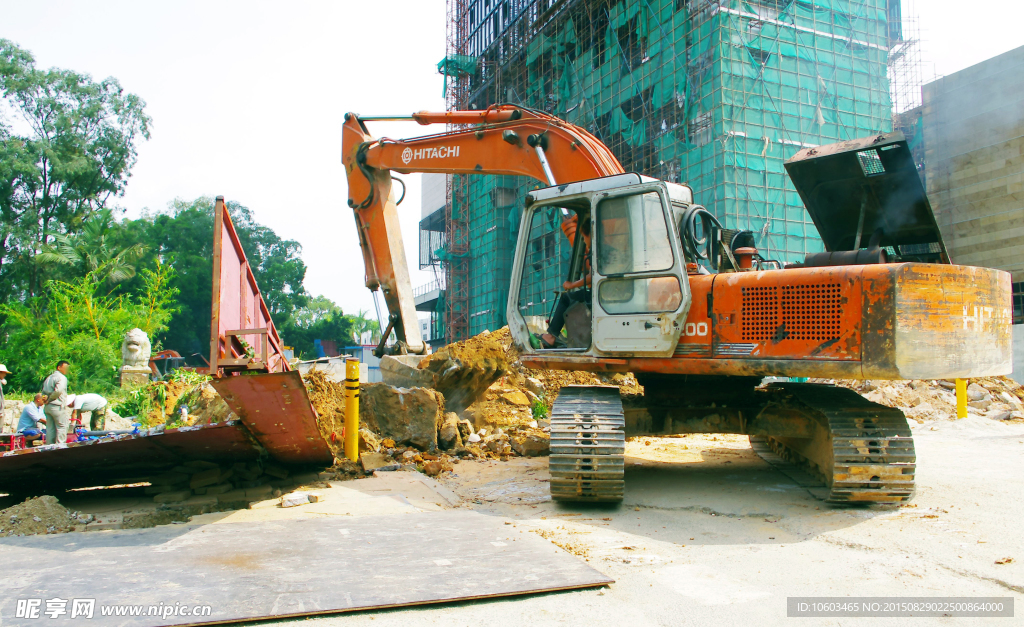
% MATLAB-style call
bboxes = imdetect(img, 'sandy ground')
[258,416,1023,627]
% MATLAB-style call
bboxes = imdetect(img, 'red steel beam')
[210,196,290,375]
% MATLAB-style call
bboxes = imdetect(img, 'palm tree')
[351,309,381,344]
[37,209,147,285]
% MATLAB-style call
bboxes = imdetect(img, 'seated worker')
[539,219,591,348]
[17,394,46,443]
[69,393,109,431]
[17,393,47,431]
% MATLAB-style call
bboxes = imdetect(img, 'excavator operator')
[538,219,591,349]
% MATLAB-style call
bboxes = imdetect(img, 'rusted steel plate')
[212,371,333,465]
[891,263,1012,379]
[0,422,259,492]
[0,511,612,626]
[210,197,290,374]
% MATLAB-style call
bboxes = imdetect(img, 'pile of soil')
[814,376,1024,423]
[119,378,237,429]
[419,329,508,371]
[173,382,235,427]
[302,327,643,469]
[303,369,346,452]
[415,329,509,414]
[0,496,77,536]
[465,327,643,426]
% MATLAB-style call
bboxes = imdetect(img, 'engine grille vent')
[741,282,843,342]
[740,286,778,341]
[781,283,842,341]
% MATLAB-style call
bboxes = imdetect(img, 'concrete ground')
[8,415,1021,626]
[283,415,1024,626]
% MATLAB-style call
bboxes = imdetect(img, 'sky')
[1,0,1021,321]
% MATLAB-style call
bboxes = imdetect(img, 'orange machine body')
[522,262,1012,380]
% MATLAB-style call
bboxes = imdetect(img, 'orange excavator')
[342,105,1012,504]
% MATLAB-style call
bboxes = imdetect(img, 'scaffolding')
[441,0,905,339]
[444,0,473,343]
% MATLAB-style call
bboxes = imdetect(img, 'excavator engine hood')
[785,132,947,264]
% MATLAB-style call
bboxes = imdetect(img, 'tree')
[291,295,343,328]
[350,309,381,344]
[0,262,178,392]
[36,208,146,285]
[0,39,150,301]
[279,295,356,359]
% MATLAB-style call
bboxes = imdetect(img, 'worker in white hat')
[69,393,109,431]
[0,363,10,420]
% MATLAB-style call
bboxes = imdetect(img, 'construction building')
[918,45,1024,382]
[416,172,449,349]
[425,0,912,343]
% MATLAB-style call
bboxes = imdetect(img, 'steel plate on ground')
[0,510,613,626]
[0,422,260,492]
[212,371,333,465]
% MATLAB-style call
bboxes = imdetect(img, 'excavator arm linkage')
[341,105,623,355]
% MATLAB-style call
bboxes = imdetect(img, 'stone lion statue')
[121,328,152,370]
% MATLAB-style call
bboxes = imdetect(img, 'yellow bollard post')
[344,358,360,461]
[955,378,967,420]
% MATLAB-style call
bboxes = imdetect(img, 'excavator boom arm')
[341,105,624,354]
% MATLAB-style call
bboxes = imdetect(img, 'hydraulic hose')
[679,205,721,262]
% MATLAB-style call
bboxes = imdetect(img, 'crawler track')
[757,383,916,504]
[548,385,625,502]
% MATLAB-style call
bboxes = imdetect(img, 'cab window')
[595,192,680,313]
[595,192,674,275]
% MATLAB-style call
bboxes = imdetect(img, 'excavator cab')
[508,173,693,358]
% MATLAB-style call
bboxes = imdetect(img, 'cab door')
[590,184,690,355]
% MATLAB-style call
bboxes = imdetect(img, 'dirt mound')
[303,369,346,453]
[457,327,642,428]
[814,376,1024,423]
[301,328,641,461]
[415,329,508,414]
[0,496,77,536]
[173,382,235,427]
[421,329,508,369]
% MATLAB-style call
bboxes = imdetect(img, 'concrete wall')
[421,173,447,220]
[922,45,1024,282]
[1014,326,1024,385]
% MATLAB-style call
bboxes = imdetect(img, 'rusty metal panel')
[210,197,290,374]
[711,266,862,362]
[891,263,1013,379]
[0,372,334,490]
[0,511,613,626]
[0,422,260,492]
[212,372,333,465]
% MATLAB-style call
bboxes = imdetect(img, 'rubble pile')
[461,327,641,427]
[815,376,1024,423]
[116,377,237,429]
[0,495,79,536]
[305,327,645,480]
[172,382,234,427]
[142,459,324,508]
[415,329,509,414]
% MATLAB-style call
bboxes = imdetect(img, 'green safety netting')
[437,55,479,97]
[447,0,892,334]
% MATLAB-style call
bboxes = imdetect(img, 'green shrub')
[0,263,178,394]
